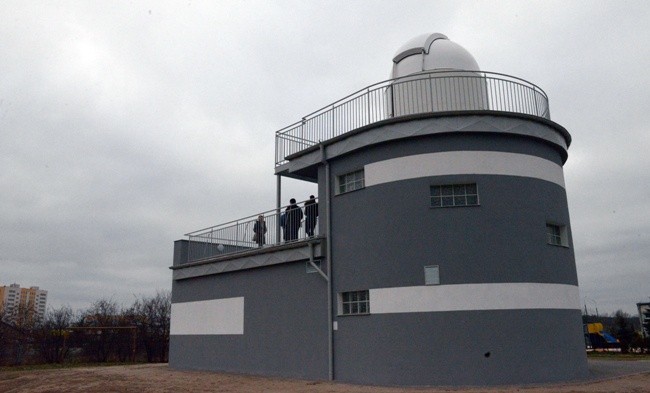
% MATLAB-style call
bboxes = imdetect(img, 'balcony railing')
[275,70,549,166]
[185,198,319,264]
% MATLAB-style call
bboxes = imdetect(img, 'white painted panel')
[370,283,580,314]
[365,151,565,188]
[170,297,244,335]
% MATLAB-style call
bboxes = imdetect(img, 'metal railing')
[185,198,319,263]
[275,70,549,166]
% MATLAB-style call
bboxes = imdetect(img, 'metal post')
[276,174,281,244]
[428,73,434,112]
[187,235,191,264]
[366,88,371,124]
[390,83,395,118]
[331,106,335,140]
[131,326,137,362]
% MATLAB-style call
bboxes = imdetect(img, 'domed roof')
[392,33,480,78]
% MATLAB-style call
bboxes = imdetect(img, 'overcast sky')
[1,0,648,316]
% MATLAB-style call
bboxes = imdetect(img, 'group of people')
[252,195,318,247]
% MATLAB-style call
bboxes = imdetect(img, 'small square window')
[337,169,365,194]
[546,223,568,247]
[339,290,370,315]
[424,265,440,285]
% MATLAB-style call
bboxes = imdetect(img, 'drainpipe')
[320,143,334,381]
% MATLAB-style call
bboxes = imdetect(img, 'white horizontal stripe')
[171,297,244,335]
[369,283,580,314]
[365,151,565,188]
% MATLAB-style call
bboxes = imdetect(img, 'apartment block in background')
[0,283,48,322]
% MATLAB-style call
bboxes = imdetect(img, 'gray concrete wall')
[170,261,329,380]
[277,113,571,180]
[331,174,576,290]
[334,309,586,386]
[171,240,324,280]
[326,130,587,385]
[328,132,576,290]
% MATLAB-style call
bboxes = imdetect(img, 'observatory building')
[169,33,588,386]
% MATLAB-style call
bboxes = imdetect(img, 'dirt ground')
[1,362,649,393]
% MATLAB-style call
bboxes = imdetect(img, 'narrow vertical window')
[546,223,568,247]
[424,265,440,285]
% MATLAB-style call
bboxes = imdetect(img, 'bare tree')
[80,298,120,362]
[129,290,171,362]
[4,302,40,331]
[0,307,11,364]
[0,305,7,343]
[35,305,75,363]
[613,310,635,353]
[0,303,39,365]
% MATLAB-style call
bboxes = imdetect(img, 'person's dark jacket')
[284,203,303,240]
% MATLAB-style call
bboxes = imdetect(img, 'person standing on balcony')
[283,198,303,241]
[304,195,318,237]
[253,215,267,247]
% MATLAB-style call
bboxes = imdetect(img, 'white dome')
[392,33,480,78]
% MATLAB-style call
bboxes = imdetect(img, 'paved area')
[586,358,650,380]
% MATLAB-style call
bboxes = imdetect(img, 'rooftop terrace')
[180,198,320,265]
[178,70,552,265]
[274,69,550,166]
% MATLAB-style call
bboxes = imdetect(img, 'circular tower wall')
[325,34,587,386]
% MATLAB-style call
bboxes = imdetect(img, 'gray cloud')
[1,0,648,314]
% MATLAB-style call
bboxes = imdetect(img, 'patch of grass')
[587,352,650,361]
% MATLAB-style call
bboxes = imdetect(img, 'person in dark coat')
[253,215,267,247]
[304,195,318,237]
[283,198,303,241]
